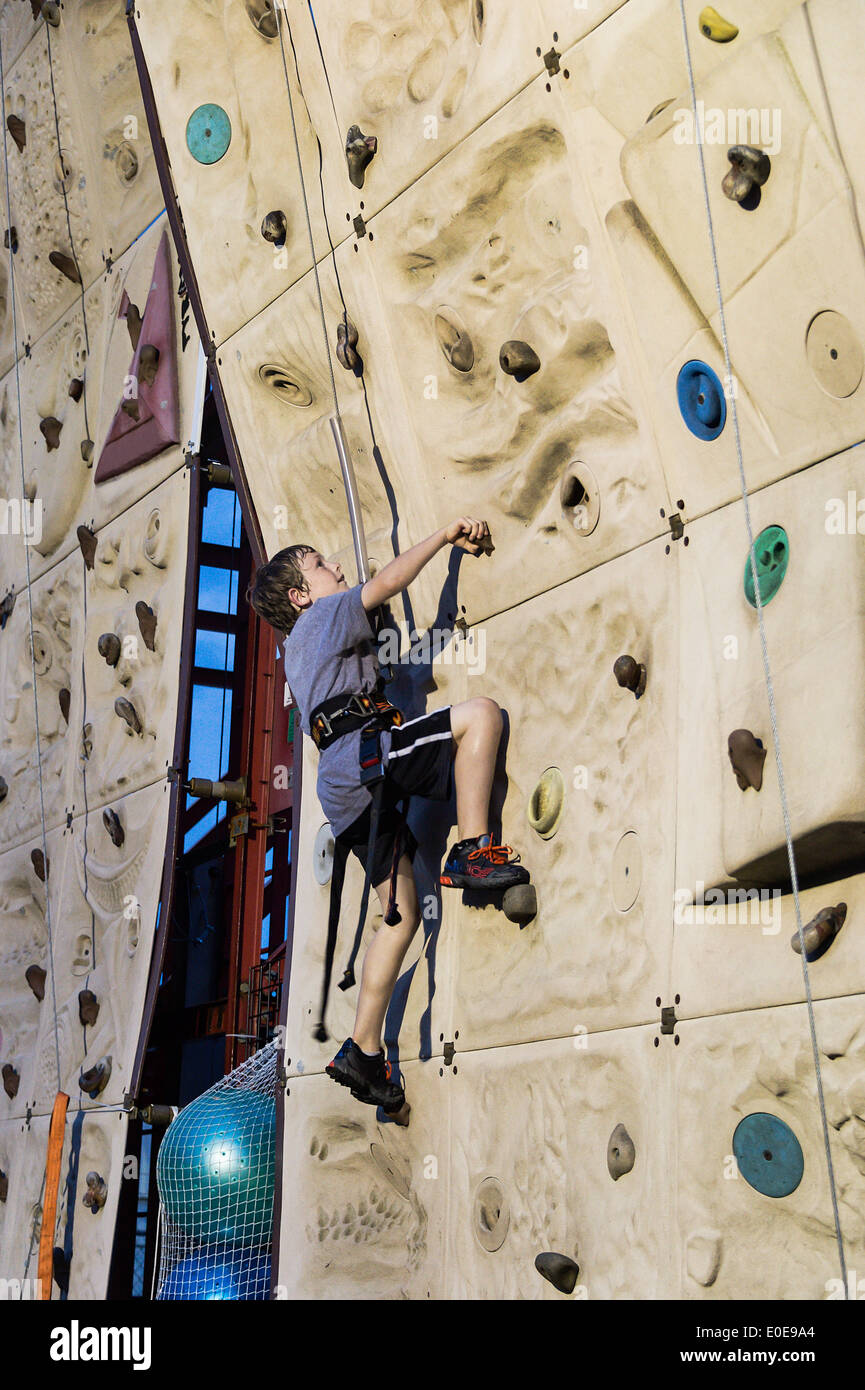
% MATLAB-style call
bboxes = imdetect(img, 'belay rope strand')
[677,0,848,1293]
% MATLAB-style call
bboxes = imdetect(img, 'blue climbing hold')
[158,1243,270,1301]
[732,1113,804,1197]
[677,359,726,440]
[185,104,232,165]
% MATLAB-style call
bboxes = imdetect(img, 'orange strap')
[38,1091,69,1299]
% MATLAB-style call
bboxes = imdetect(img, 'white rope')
[676,0,848,1293]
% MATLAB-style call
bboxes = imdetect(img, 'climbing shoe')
[440,835,530,891]
[325,1037,406,1113]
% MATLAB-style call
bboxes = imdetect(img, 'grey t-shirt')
[283,583,389,836]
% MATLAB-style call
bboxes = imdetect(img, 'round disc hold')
[676,359,726,440]
[744,525,789,608]
[313,823,335,885]
[806,310,864,398]
[186,104,232,164]
[732,1113,804,1197]
[611,830,642,912]
[473,1176,509,1252]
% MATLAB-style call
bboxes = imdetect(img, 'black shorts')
[337,707,453,886]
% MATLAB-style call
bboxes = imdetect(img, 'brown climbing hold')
[40,416,62,451]
[345,124,377,189]
[135,601,157,651]
[2,1064,19,1099]
[502,883,537,927]
[121,396,140,422]
[125,302,142,350]
[79,1056,111,1098]
[97,632,121,666]
[78,989,99,1027]
[31,847,48,881]
[25,964,46,1000]
[6,115,26,153]
[613,654,647,700]
[535,1252,580,1294]
[336,317,360,371]
[58,688,70,724]
[791,902,847,961]
[77,524,97,568]
[607,1123,636,1181]
[4,227,17,254]
[0,590,16,627]
[722,146,770,204]
[0,1169,7,1203]
[102,807,124,847]
[499,340,541,379]
[81,438,94,464]
[0,775,7,803]
[42,0,62,25]
[68,377,84,402]
[82,1171,108,1212]
[115,697,142,735]
[138,343,160,387]
[728,729,766,791]
[260,210,287,247]
[49,250,80,284]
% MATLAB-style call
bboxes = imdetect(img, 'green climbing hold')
[744,525,789,608]
[186,104,232,165]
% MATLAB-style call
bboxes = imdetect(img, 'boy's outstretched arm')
[360,517,489,611]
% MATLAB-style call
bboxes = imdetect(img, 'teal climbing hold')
[744,525,789,608]
[186,104,232,165]
[732,1113,803,1197]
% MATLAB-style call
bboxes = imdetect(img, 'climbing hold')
[560,462,601,536]
[728,729,766,791]
[79,1056,112,1099]
[58,688,70,724]
[246,0,279,39]
[473,1177,509,1252]
[0,590,14,630]
[25,964,46,1000]
[41,0,61,25]
[722,145,770,205]
[613,654,646,700]
[98,632,121,666]
[115,697,142,735]
[535,1252,580,1294]
[607,1123,636,1181]
[6,115,25,153]
[4,227,17,254]
[0,775,6,803]
[0,1169,7,1203]
[699,6,739,41]
[2,1064,19,1099]
[49,250,80,284]
[186,104,232,165]
[791,902,846,961]
[103,807,125,847]
[138,343,160,387]
[121,395,140,422]
[313,823,335,885]
[646,97,675,123]
[527,766,565,840]
[611,831,642,912]
[335,316,360,372]
[31,847,48,881]
[686,1229,722,1287]
[806,311,864,399]
[345,124,377,189]
[502,883,537,927]
[125,301,142,350]
[260,210,287,247]
[435,310,474,373]
[78,990,99,1027]
[744,525,788,608]
[136,600,158,651]
[76,524,97,569]
[732,1113,803,1197]
[39,416,62,451]
[499,340,540,380]
[68,377,84,402]
[81,439,94,464]
[677,360,726,440]
[82,1171,108,1213]
[257,363,313,408]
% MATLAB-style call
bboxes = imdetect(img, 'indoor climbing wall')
[133,0,865,1298]
[0,1,200,1298]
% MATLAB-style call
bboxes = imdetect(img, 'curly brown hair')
[245,543,316,635]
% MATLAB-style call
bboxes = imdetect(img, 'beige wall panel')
[367,72,670,625]
[676,446,865,892]
[450,538,677,1051]
[536,0,628,53]
[277,1059,449,1299]
[0,3,40,73]
[447,1029,676,1298]
[64,1108,130,1301]
[135,0,335,347]
[675,999,865,1299]
[804,0,865,232]
[0,1114,49,1288]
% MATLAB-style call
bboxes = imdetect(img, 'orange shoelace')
[467,842,519,864]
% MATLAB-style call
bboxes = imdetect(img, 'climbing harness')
[310,685,404,750]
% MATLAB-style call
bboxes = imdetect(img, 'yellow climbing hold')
[527,767,565,840]
[698,7,739,42]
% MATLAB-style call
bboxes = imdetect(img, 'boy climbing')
[247,518,529,1117]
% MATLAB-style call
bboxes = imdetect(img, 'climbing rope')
[676,0,848,1293]
[0,31,62,1097]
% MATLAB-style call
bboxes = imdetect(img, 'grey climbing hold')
[723,146,770,204]
[0,590,15,626]
[6,114,26,153]
[2,1064,19,1099]
[0,775,6,804]
[247,0,279,38]
[261,210,287,247]
[42,0,62,26]
[791,902,846,961]
[535,1252,579,1294]
[81,439,94,464]
[78,989,100,1027]
[125,302,142,350]
[613,654,647,699]
[40,416,62,451]
[25,964,46,1000]
[135,600,157,651]
[4,226,17,254]
[138,343,160,386]
[115,697,142,735]
[728,729,766,791]
[98,632,121,667]
[345,124,377,189]
[499,340,540,379]
[336,316,360,371]
[79,1056,111,1099]
[49,250,80,284]
[435,310,474,372]
[102,807,125,847]
[607,1123,636,1180]
[82,1171,108,1213]
[76,524,97,569]
[502,883,537,926]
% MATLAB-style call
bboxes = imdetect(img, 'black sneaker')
[326,1038,406,1113]
[440,835,530,891]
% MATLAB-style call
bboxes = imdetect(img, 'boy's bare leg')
[450,696,502,840]
[352,854,420,1054]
